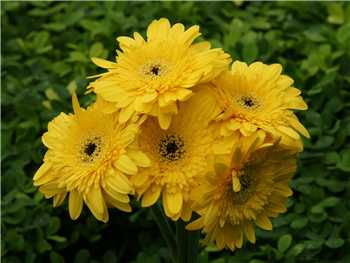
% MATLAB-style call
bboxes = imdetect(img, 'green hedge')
[2,1,350,263]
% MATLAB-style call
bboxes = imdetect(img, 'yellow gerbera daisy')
[208,61,310,151]
[88,18,231,130]
[187,131,297,250]
[130,90,217,221]
[33,95,150,222]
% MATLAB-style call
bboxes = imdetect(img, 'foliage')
[2,1,350,263]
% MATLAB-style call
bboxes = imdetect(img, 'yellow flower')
[130,90,217,221]
[208,61,310,151]
[33,95,150,222]
[88,18,231,130]
[187,132,297,250]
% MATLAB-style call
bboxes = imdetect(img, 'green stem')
[176,219,199,263]
[176,220,187,263]
[150,205,177,263]
[187,229,199,263]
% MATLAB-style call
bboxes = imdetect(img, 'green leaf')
[46,217,61,236]
[50,251,65,263]
[337,23,350,45]
[337,149,350,172]
[43,23,67,32]
[321,197,340,207]
[36,238,52,254]
[327,3,345,25]
[47,235,67,243]
[69,51,88,63]
[241,32,258,63]
[324,152,340,164]
[74,249,90,263]
[67,80,78,95]
[45,88,60,101]
[304,239,323,250]
[291,217,308,229]
[278,234,293,253]
[89,42,105,58]
[287,244,304,257]
[325,238,345,248]
[249,260,266,263]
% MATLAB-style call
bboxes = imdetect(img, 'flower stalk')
[176,220,199,263]
[150,204,177,263]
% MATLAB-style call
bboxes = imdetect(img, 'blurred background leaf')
[2,1,350,263]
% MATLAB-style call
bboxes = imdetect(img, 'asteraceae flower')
[208,61,309,151]
[33,95,150,222]
[187,132,297,250]
[88,18,231,129]
[130,90,217,221]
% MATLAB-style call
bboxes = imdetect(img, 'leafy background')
[2,1,350,263]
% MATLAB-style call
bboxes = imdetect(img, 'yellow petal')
[127,150,151,167]
[181,25,200,46]
[180,202,193,222]
[71,92,81,115]
[288,97,308,110]
[235,230,243,248]
[133,32,145,44]
[142,92,158,103]
[289,116,310,138]
[39,183,62,198]
[163,190,183,216]
[105,194,132,212]
[119,104,134,123]
[255,214,273,230]
[114,155,138,175]
[245,223,256,243]
[103,179,130,203]
[274,183,293,197]
[160,102,178,114]
[53,192,66,207]
[277,126,300,140]
[232,172,241,193]
[69,190,83,220]
[176,88,193,102]
[231,146,242,166]
[105,168,134,194]
[204,204,219,226]
[170,23,185,35]
[84,186,108,222]
[131,172,149,188]
[33,162,52,185]
[91,57,117,69]
[147,18,171,41]
[141,186,161,207]
[118,125,138,146]
[158,113,172,130]
[186,217,204,231]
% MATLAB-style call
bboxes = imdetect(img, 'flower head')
[208,61,310,151]
[187,132,297,250]
[88,18,231,129]
[33,95,150,222]
[131,90,217,221]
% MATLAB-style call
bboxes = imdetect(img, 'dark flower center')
[237,95,259,109]
[142,61,169,79]
[84,143,97,156]
[230,167,256,203]
[151,66,160,76]
[239,175,251,191]
[159,134,185,161]
[243,97,254,107]
[80,137,102,162]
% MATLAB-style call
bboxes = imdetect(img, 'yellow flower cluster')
[34,18,309,250]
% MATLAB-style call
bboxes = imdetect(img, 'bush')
[2,1,350,262]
